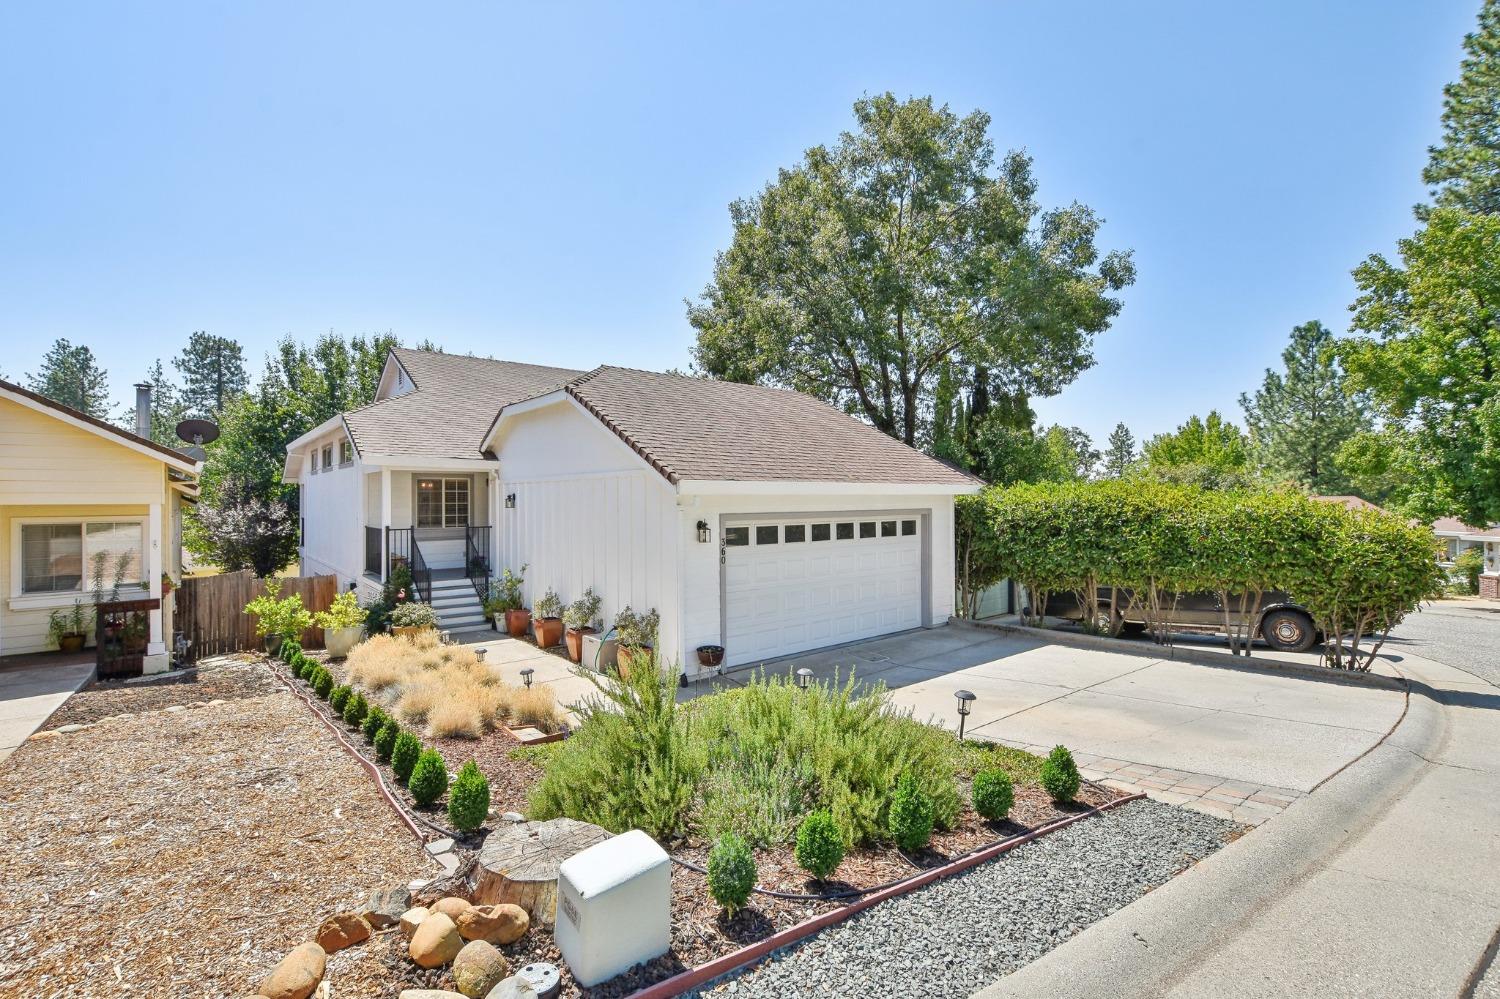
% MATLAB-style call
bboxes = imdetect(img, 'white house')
[1431,517,1500,599]
[286,348,981,674]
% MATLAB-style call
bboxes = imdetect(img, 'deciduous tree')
[1142,411,1249,474]
[688,93,1134,447]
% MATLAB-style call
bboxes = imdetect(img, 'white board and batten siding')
[492,402,684,667]
[296,444,365,589]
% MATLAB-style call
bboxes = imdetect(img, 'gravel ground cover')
[40,655,277,728]
[0,687,431,999]
[690,798,1237,999]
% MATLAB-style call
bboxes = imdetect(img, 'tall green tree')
[1239,321,1371,493]
[26,338,109,417]
[1142,411,1249,474]
[1337,208,1500,523]
[174,331,248,417]
[1101,422,1136,478]
[1422,0,1500,216]
[1041,425,1098,480]
[688,93,1134,447]
[118,359,189,445]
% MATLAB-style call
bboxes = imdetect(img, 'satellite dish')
[175,418,220,447]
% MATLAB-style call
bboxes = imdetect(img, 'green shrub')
[888,773,935,852]
[375,719,400,763]
[245,577,314,641]
[342,692,368,728]
[291,654,310,680]
[408,748,448,807]
[362,706,388,743]
[972,768,1015,821]
[1039,745,1081,803]
[329,684,351,713]
[312,667,334,700]
[706,833,757,916]
[280,638,302,663]
[447,760,491,832]
[390,730,422,782]
[794,810,845,881]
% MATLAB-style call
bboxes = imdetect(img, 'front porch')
[358,467,500,605]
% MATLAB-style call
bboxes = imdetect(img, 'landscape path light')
[796,667,813,690]
[955,689,976,740]
[475,647,488,663]
[521,666,535,689]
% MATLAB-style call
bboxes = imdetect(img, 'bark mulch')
[40,655,278,729]
[0,688,433,999]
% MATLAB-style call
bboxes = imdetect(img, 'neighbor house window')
[19,520,145,596]
[416,477,470,528]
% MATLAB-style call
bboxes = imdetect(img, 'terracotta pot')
[58,634,86,654]
[504,608,532,639]
[616,644,653,679]
[564,626,595,663]
[534,617,564,649]
[696,644,725,668]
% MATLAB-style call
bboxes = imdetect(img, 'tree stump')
[469,818,611,926]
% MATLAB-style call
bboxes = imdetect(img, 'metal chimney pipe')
[134,382,152,439]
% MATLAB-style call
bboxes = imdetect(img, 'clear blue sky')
[0,1,1479,447]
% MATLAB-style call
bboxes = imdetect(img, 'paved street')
[1384,597,1500,687]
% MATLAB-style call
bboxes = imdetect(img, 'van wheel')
[1261,609,1316,653]
[1091,608,1123,638]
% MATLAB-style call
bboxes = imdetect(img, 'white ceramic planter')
[323,625,364,658]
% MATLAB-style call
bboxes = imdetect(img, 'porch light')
[796,667,813,690]
[954,689,976,740]
[696,519,711,543]
[520,666,535,689]
[505,493,516,509]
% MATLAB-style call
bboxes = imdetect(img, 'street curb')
[968,656,1453,999]
[951,617,1406,691]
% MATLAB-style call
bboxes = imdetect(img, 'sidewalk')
[971,650,1500,999]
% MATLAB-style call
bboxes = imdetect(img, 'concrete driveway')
[726,625,1405,823]
[0,659,94,763]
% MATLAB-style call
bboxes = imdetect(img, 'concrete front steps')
[429,576,487,633]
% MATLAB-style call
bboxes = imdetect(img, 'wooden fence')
[176,571,338,661]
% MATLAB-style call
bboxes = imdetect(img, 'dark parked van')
[1039,588,1320,653]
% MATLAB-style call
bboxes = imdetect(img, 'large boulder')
[456,903,529,945]
[431,896,473,921]
[408,911,464,969]
[400,905,430,936]
[315,912,371,952]
[256,942,326,999]
[483,976,540,999]
[363,886,412,928]
[452,940,510,999]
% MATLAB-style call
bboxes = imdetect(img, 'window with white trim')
[340,440,354,465]
[321,445,334,469]
[416,477,470,528]
[19,520,146,596]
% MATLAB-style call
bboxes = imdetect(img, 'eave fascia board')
[284,413,351,454]
[674,479,983,497]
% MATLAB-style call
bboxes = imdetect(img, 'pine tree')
[26,338,110,416]
[1101,423,1136,478]
[117,359,188,445]
[1423,0,1500,216]
[174,331,248,417]
[1240,321,1372,493]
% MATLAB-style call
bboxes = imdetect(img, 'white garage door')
[723,514,924,667]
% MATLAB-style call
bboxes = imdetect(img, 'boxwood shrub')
[362,706,388,743]
[447,760,490,832]
[374,718,400,763]
[312,667,334,700]
[342,691,368,728]
[390,730,421,782]
[408,748,449,807]
[1039,745,1081,804]
[329,684,352,713]
[707,833,757,916]
[793,810,845,881]
[972,768,1015,821]
[888,773,935,852]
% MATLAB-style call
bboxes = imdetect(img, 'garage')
[722,512,926,667]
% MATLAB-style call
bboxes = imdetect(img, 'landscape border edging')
[625,792,1148,999]
[951,618,1405,691]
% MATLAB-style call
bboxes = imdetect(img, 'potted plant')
[613,605,659,678]
[390,601,440,639]
[314,590,368,658]
[485,564,530,638]
[122,613,149,654]
[161,572,176,597]
[697,644,725,669]
[562,588,601,664]
[244,577,314,655]
[532,588,565,649]
[47,601,92,654]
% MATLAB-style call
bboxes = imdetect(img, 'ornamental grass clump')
[329,684,352,713]
[375,719,400,763]
[408,748,448,807]
[1039,745,1081,803]
[343,691,368,728]
[390,730,422,782]
[888,773,935,852]
[447,760,491,832]
[706,833,757,917]
[794,810,845,881]
[972,768,1015,821]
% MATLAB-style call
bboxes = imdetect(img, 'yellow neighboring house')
[0,378,200,671]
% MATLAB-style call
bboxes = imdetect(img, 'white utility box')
[554,829,671,987]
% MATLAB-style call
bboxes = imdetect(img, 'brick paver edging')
[625,792,1149,999]
[952,618,1406,692]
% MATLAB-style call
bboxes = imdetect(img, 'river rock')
[315,912,371,952]
[453,940,510,998]
[409,912,463,968]
[363,885,412,928]
[256,941,325,999]
[457,903,529,945]
[484,975,540,999]
[400,905,430,936]
[431,895,472,920]
[398,991,469,999]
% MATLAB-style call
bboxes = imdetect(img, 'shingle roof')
[1432,516,1500,538]
[344,349,582,460]
[558,366,980,487]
